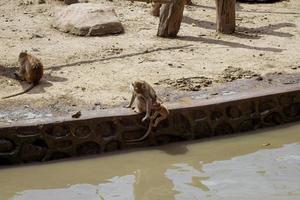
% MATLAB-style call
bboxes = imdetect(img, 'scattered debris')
[217,66,259,83]
[262,143,271,147]
[156,76,213,91]
[38,0,45,4]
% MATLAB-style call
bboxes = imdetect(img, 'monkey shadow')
[0,64,18,80]
[0,64,68,95]
[44,73,68,83]
[17,74,68,95]
[15,79,52,95]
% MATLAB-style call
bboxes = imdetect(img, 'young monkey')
[127,101,169,142]
[2,51,44,99]
[126,80,162,122]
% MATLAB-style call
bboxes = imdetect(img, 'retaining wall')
[1,85,300,165]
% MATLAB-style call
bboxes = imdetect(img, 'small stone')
[291,66,297,70]
[38,0,46,4]
[94,102,101,106]
[64,0,79,5]
[256,76,263,81]
[72,111,81,118]
[31,33,44,38]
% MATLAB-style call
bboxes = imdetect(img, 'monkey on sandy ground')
[2,51,44,99]
[126,80,162,122]
[127,101,169,142]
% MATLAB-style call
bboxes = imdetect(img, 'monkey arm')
[126,93,136,108]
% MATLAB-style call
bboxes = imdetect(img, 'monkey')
[2,51,44,99]
[126,80,162,122]
[127,102,169,142]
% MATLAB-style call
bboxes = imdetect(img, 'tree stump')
[215,0,235,34]
[185,0,193,5]
[157,0,184,38]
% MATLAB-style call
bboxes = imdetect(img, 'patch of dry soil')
[0,0,300,114]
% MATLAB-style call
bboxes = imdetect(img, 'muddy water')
[1,123,300,200]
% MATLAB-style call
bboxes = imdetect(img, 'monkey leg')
[142,99,152,122]
[14,72,25,81]
[150,111,160,120]
[153,115,167,127]
[133,107,142,113]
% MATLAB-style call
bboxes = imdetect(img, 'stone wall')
[0,85,300,165]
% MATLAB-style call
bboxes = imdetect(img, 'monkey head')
[131,80,146,94]
[18,51,28,62]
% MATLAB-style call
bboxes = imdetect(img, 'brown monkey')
[127,102,169,142]
[2,51,43,99]
[126,80,162,122]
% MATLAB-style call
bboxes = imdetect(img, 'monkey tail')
[2,83,36,99]
[126,118,154,143]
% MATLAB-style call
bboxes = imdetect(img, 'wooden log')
[157,0,184,38]
[215,0,236,34]
[151,0,192,17]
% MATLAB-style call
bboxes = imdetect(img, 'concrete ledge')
[1,85,300,165]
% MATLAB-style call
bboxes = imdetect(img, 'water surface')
[1,123,300,200]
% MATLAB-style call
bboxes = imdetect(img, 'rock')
[53,3,124,36]
[72,111,81,118]
[64,0,79,5]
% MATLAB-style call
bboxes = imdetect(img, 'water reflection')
[12,175,136,200]
[165,144,300,200]
[10,144,300,200]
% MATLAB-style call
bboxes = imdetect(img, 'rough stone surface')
[64,0,79,5]
[53,3,124,36]
[1,85,300,165]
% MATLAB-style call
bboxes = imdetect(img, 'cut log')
[215,0,235,34]
[157,0,184,38]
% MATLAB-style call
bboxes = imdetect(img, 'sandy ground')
[0,0,300,114]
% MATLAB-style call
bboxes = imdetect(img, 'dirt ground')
[0,0,300,115]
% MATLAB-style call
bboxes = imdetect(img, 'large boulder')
[53,3,124,36]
